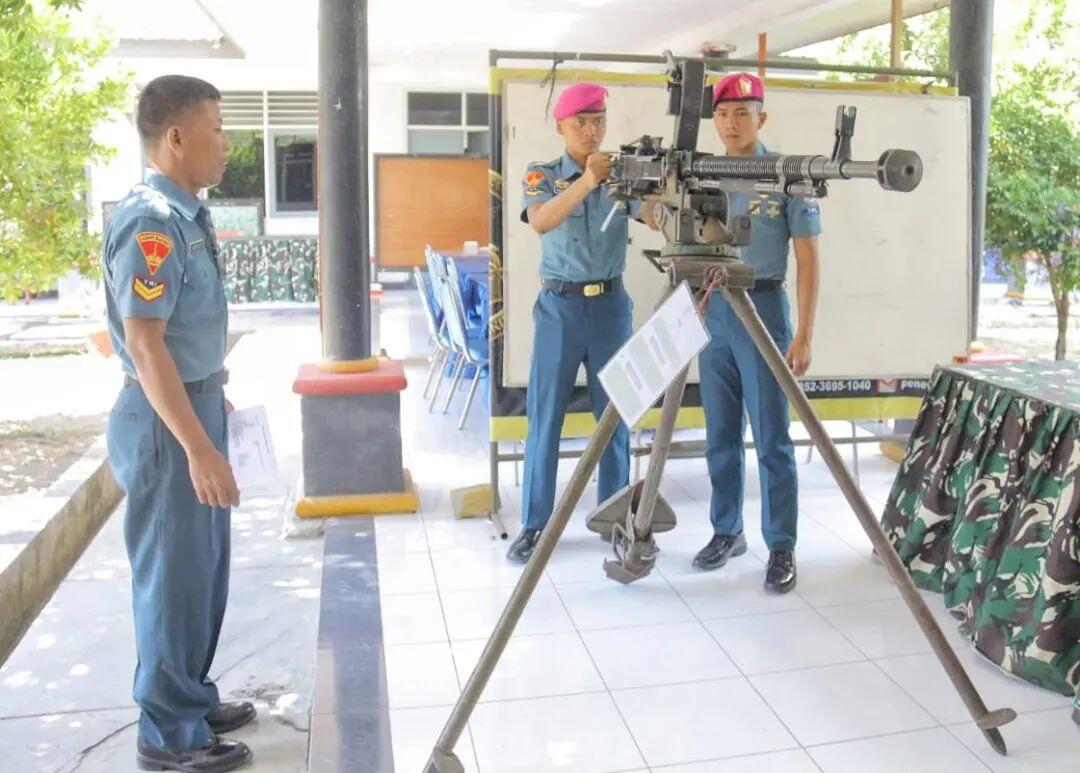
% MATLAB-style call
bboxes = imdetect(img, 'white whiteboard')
[501,76,971,388]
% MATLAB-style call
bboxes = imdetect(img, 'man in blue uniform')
[104,75,254,772]
[693,73,822,593]
[507,82,649,562]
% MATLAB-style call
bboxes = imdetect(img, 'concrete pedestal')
[293,359,418,517]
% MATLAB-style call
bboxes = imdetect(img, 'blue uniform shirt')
[520,154,641,282]
[728,143,822,281]
[103,170,227,382]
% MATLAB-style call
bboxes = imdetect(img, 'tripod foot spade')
[602,525,658,584]
[976,708,1018,731]
[586,481,677,538]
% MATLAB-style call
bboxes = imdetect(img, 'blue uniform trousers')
[107,382,230,753]
[698,289,798,551]
[521,287,632,530]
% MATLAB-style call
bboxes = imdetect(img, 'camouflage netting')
[883,362,1080,723]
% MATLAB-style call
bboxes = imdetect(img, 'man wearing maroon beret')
[693,72,822,594]
[508,82,647,563]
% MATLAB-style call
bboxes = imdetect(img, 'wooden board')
[375,155,489,269]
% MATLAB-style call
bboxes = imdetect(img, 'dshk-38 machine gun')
[426,56,1015,772]
[585,52,924,582]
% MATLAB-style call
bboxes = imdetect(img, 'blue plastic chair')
[412,266,450,401]
[435,259,490,428]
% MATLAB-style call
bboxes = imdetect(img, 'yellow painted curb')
[296,470,420,518]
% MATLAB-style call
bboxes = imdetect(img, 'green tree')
[792,1,1080,359]
[209,130,265,200]
[0,1,129,301]
[985,10,1080,360]
[832,6,951,77]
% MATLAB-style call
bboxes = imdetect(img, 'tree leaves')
[0,3,129,301]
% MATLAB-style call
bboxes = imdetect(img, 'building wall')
[88,78,477,247]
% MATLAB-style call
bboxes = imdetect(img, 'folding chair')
[412,266,450,400]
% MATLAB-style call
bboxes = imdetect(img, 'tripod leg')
[633,367,689,536]
[722,286,1015,756]
[426,404,622,771]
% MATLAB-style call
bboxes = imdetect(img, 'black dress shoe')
[765,549,797,593]
[507,528,541,563]
[207,701,256,734]
[692,533,747,571]
[136,736,252,772]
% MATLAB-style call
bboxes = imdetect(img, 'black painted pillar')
[318,0,371,361]
[949,0,994,340]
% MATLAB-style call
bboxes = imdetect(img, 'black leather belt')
[124,369,229,393]
[749,278,786,293]
[540,276,622,297]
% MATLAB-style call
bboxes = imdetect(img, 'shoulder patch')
[524,170,546,188]
[136,231,174,275]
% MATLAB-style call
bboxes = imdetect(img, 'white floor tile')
[581,622,740,690]
[747,517,860,564]
[373,513,429,553]
[470,692,646,772]
[750,661,936,746]
[819,598,965,659]
[390,705,480,773]
[652,749,820,772]
[704,610,864,675]
[556,575,696,632]
[451,632,605,702]
[808,727,989,772]
[664,556,810,620]
[949,708,1080,772]
[375,549,437,595]
[793,557,901,608]
[380,592,448,645]
[430,547,540,591]
[424,518,506,553]
[440,583,575,641]
[612,678,798,767]
[545,534,623,585]
[384,641,460,709]
[875,650,1074,726]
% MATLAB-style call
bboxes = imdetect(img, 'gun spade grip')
[877,149,923,192]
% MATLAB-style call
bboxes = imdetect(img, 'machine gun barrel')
[688,148,922,193]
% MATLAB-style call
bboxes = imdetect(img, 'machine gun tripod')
[427,54,1015,771]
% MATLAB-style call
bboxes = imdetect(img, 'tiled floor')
[369,299,1079,772]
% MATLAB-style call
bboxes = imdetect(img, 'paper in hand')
[227,405,282,493]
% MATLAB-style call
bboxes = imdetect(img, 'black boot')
[765,549,797,593]
[207,701,256,734]
[507,528,541,563]
[692,533,747,571]
[136,737,252,772]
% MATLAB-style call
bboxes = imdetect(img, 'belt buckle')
[583,283,603,297]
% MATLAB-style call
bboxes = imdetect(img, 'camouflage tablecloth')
[882,362,1080,723]
[220,237,317,303]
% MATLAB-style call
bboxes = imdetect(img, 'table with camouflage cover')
[220,237,317,303]
[882,361,1080,724]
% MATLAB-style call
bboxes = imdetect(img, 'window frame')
[406,91,489,156]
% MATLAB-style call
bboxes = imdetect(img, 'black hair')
[136,75,221,143]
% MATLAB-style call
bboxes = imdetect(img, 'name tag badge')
[190,239,206,253]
